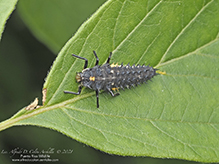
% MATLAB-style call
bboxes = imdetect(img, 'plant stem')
[0,117,17,131]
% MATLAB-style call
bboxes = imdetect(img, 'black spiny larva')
[64,51,158,108]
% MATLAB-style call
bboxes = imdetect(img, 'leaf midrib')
[6,91,218,128]
[62,105,219,125]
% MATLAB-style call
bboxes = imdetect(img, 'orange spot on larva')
[89,76,95,81]
[112,88,119,91]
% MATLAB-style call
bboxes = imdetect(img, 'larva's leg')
[108,89,120,97]
[64,85,82,95]
[96,90,99,108]
[93,51,99,66]
[72,54,88,69]
[106,52,112,64]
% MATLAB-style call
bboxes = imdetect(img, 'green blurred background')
[0,0,201,163]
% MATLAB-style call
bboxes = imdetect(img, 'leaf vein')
[150,121,203,158]
[112,0,163,53]
[156,0,214,66]
[61,108,109,144]
[46,2,109,105]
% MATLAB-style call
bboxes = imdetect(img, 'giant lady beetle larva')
[64,51,158,108]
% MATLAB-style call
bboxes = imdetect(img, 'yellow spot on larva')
[89,76,95,81]
[157,70,166,75]
[110,63,119,67]
[112,87,119,91]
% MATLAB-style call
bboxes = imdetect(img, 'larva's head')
[75,72,82,83]
[75,68,93,85]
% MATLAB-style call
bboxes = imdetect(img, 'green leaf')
[17,0,106,53]
[1,0,219,162]
[0,0,17,41]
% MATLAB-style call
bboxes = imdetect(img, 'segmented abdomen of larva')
[81,63,157,91]
[106,63,157,90]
